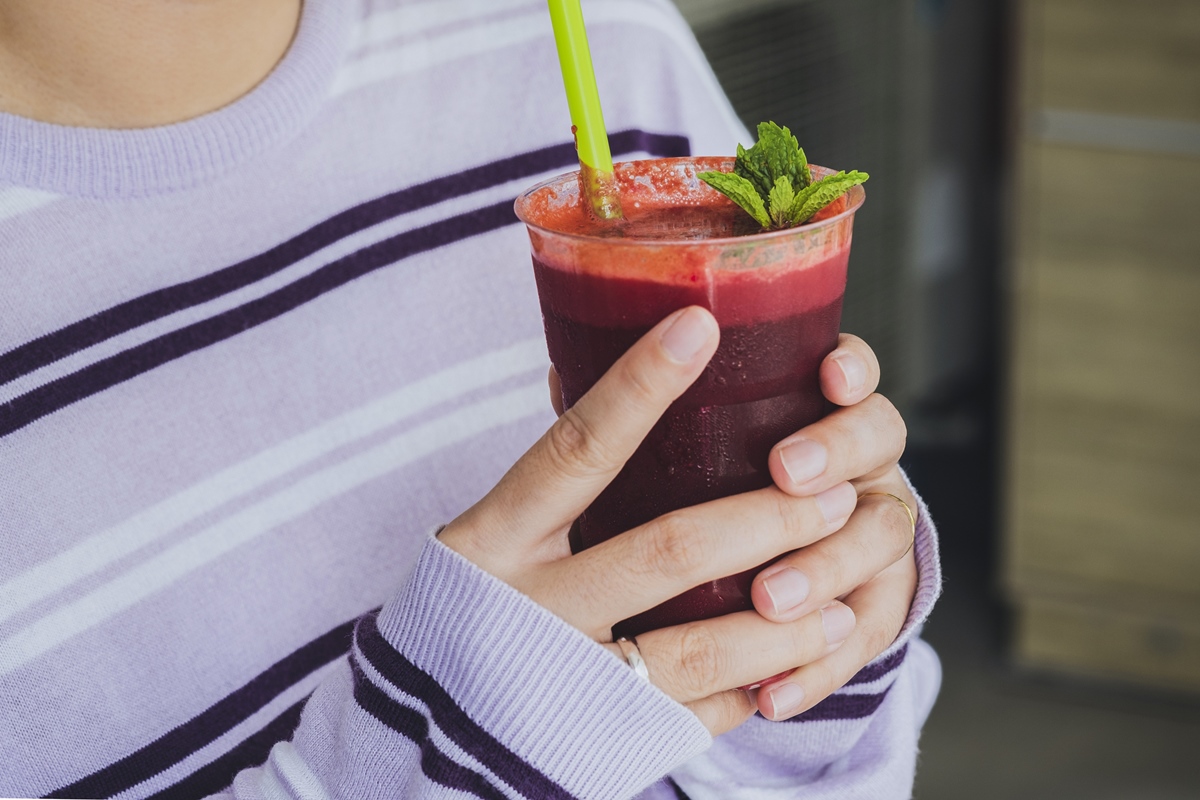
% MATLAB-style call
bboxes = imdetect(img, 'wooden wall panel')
[1017,596,1200,693]
[1005,0,1200,691]
[1033,0,1200,120]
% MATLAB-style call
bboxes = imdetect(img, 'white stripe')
[671,662,917,800]
[331,0,746,144]
[0,382,545,676]
[0,166,548,403]
[820,672,901,696]
[332,9,552,96]
[1035,108,1200,158]
[350,0,543,51]
[0,187,59,224]
[1,4,724,402]
[260,742,332,800]
[110,659,344,800]
[254,760,295,800]
[0,341,546,629]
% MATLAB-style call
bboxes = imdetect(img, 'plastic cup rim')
[513,156,866,247]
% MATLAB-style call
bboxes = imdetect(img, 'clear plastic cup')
[516,157,865,638]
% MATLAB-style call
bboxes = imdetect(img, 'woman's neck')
[0,0,302,128]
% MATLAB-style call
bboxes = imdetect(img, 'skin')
[0,0,301,127]
[0,3,919,736]
[443,307,918,732]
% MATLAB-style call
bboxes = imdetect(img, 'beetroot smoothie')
[515,157,864,639]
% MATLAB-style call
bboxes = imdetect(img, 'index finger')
[476,306,719,538]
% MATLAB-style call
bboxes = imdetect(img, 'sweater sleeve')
[657,472,944,800]
[219,472,940,800]
[215,535,711,800]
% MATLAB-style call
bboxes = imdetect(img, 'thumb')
[443,306,719,567]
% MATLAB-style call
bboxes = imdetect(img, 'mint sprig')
[701,170,770,228]
[698,121,868,230]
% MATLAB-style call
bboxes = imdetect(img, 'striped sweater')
[0,1,942,798]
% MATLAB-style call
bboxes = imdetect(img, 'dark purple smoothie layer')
[539,293,843,638]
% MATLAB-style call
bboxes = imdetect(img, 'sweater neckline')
[0,0,353,199]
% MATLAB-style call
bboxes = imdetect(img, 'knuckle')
[615,357,661,409]
[804,546,847,596]
[786,616,823,660]
[676,624,727,696]
[858,613,901,658]
[854,599,907,657]
[641,511,709,581]
[543,409,613,478]
[875,497,914,561]
[717,690,758,729]
[866,393,907,458]
[803,659,844,709]
[772,492,806,544]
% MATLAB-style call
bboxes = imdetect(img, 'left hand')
[750,333,918,721]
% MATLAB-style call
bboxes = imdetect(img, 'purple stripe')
[667,776,693,800]
[0,200,513,438]
[355,612,576,800]
[772,649,907,724]
[144,696,308,800]
[846,644,907,686]
[0,132,691,440]
[47,616,359,799]
[0,129,689,386]
[782,687,892,723]
[350,657,509,800]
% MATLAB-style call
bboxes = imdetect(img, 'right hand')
[439,307,861,735]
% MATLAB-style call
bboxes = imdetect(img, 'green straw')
[547,0,624,220]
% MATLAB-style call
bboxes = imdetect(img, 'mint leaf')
[702,121,868,230]
[788,170,869,224]
[734,143,774,199]
[794,145,812,189]
[760,122,803,190]
[734,122,810,198]
[698,170,770,228]
[768,176,796,228]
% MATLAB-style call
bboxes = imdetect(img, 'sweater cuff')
[373,535,712,799]
[881,467,942,660]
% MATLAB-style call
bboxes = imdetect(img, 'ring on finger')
[616,637,650,681]
[862,492,916,555]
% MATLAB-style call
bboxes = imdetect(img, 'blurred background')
[669,0,1200,796]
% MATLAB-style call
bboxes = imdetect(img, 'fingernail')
[767,682,806,719]
[762,568,811,615]
[815,483,856,524]
[821,602,856,645]
[832,352,867,395]
[779,438,827,485]
[661,308,712,363]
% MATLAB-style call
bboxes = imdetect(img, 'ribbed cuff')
[884,468,942,659]
[376,536,712,800]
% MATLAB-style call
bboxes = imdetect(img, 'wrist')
[371,536,711,798]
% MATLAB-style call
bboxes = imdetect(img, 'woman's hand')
[440,307,914,736]
[751,333,918,720]
[547,330,918,722]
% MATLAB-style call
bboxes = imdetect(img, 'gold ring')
[862,492,916,556]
